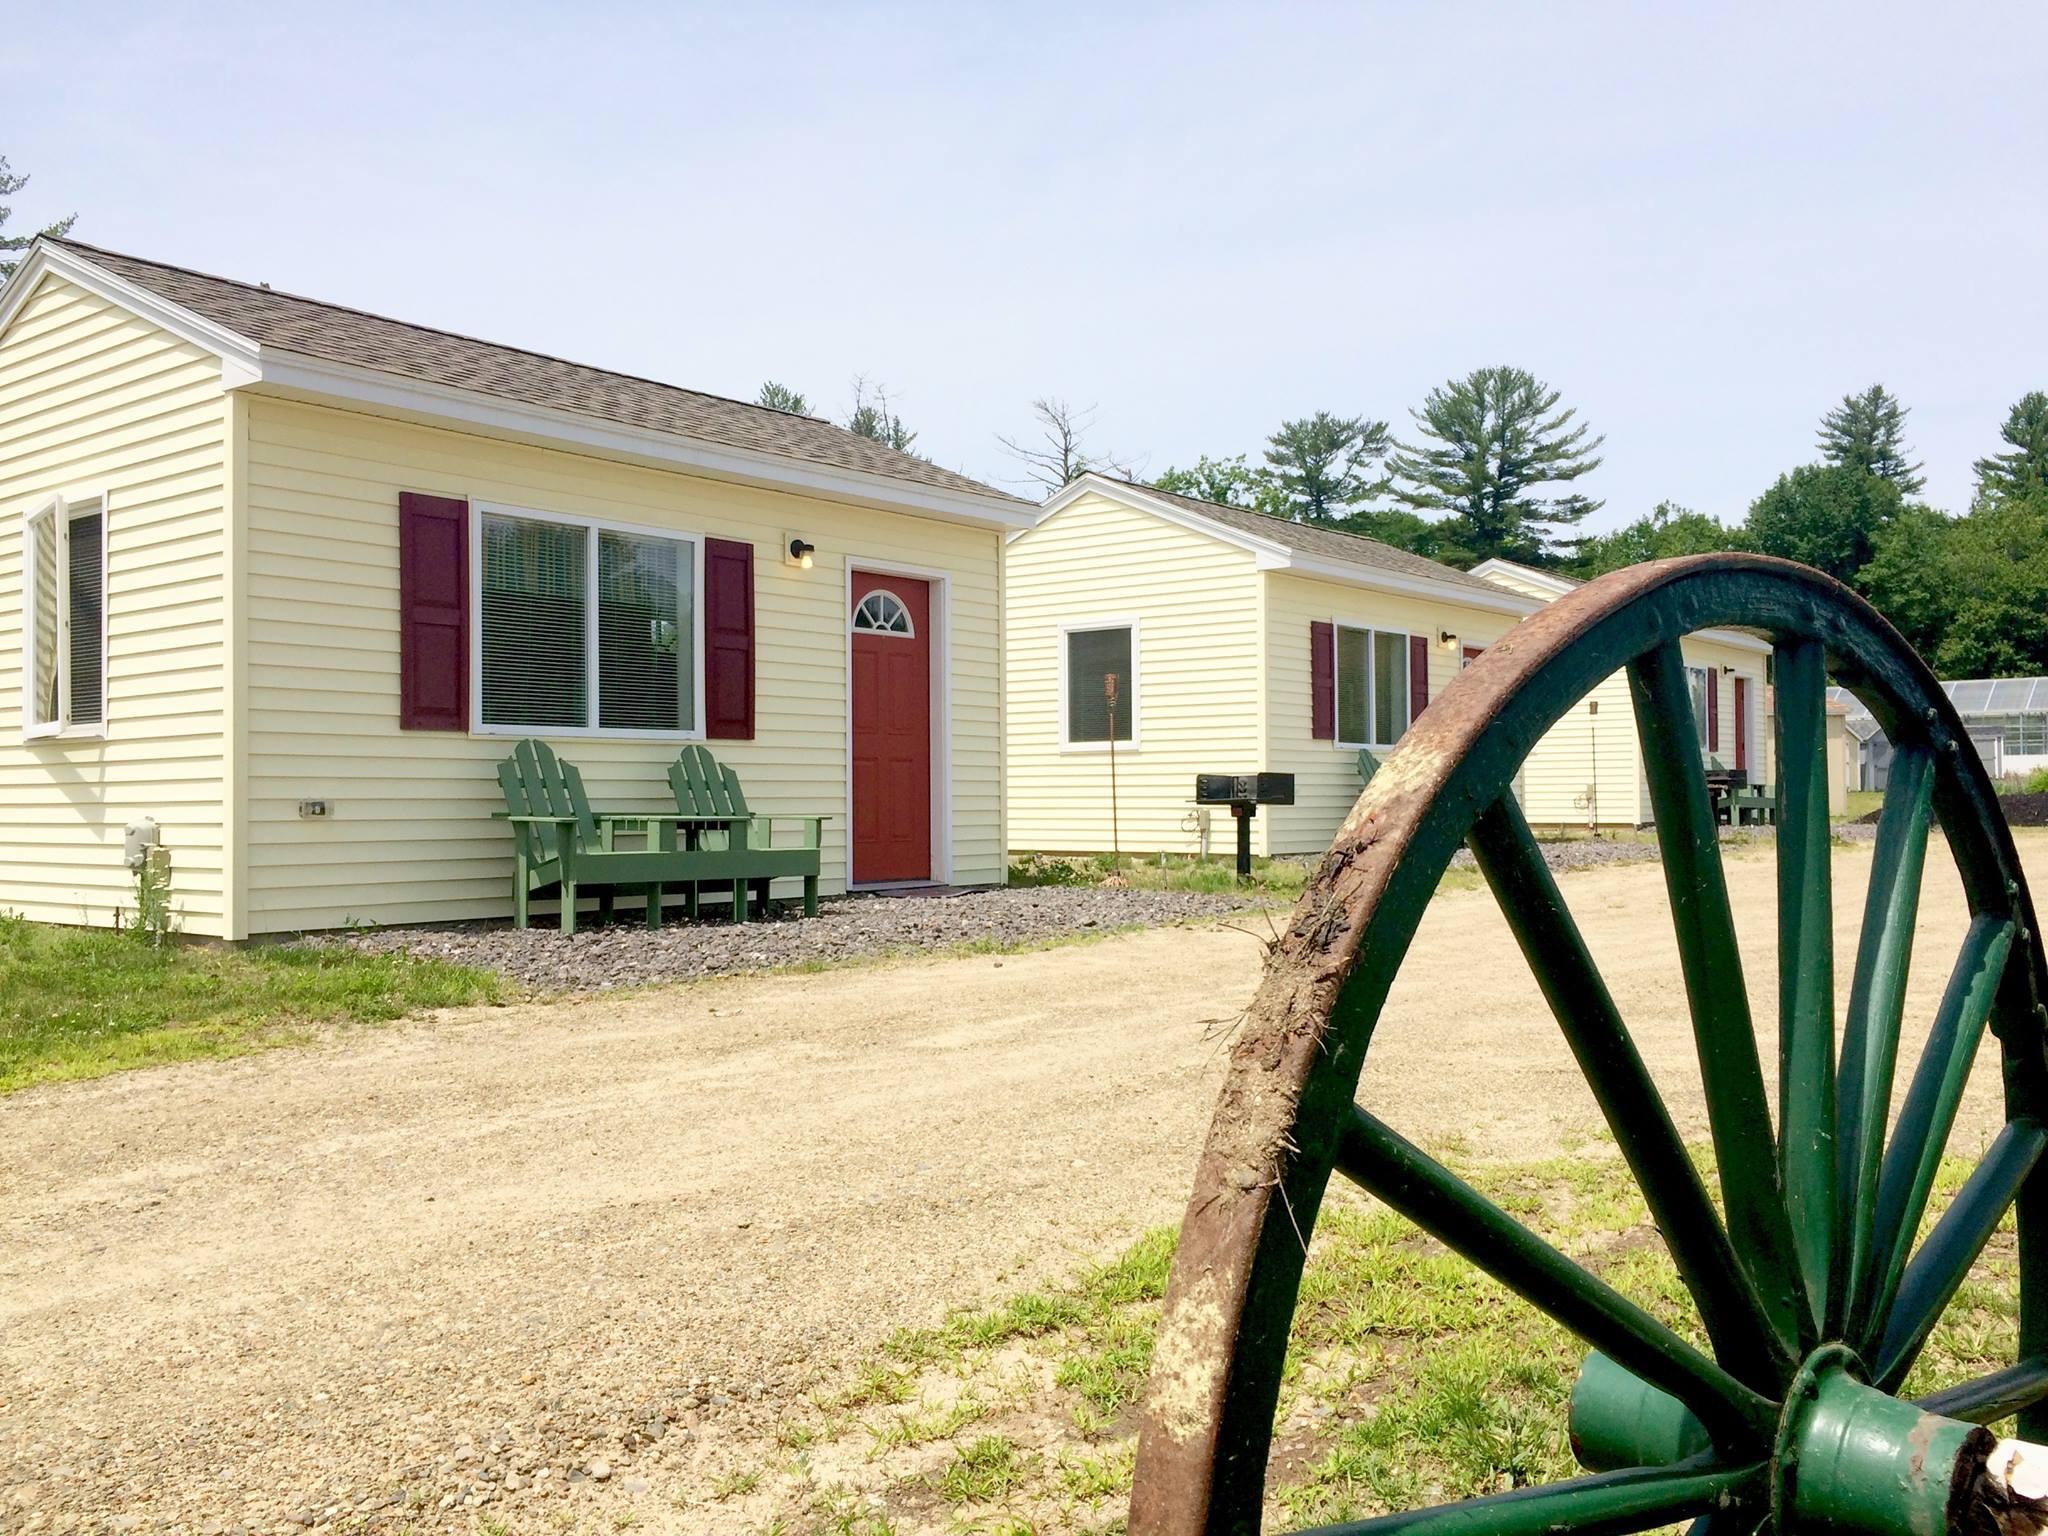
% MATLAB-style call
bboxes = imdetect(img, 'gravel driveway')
[322,886,1259,990]
[2,830,2015,1534]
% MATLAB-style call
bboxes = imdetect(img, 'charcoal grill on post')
[1133,555,2048,1536]
[1194,773,1294,881]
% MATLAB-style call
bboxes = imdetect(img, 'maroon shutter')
[398,492,469,730]
[1409,634,1430,719]
[1310,621,1335,740]
[1706,671,1721,753]
[704,537,755,739]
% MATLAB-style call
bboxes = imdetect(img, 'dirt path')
[4,834,2042,1533]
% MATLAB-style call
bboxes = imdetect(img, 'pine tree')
[755,381,810,415]
[1974,391,2048,501]
[1817,384,1924,494]
[1261,412,1391,523]
[844,377,917,454]
[0,155,76,279]
[1388,367,1604,564]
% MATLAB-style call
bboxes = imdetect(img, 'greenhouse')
[1831,677,2048,790]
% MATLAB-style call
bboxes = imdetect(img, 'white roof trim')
[1032,473,1544,617]
[0,240,1034,533]
[1468,556,1577,595]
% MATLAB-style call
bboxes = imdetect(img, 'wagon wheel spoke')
[1293,1454,1763,1536]
[1875,1117,2048,1390]
[1629,640,1812,1346]
[1835,742,1937,1340]
[1467,795,1790,1390]
[1774,638,1838,1314]
[1333,1106,1778,1445]
[1858,913,2017,1351]
[1915,1356,2048,1424]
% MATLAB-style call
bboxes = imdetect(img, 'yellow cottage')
[1004,476,1788,857]
[0,239,1032,939]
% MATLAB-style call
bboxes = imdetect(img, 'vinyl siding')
[1518,634,1771,828]
[1260,570,1523,854]
[0,276,230,934]
[240,397,1003,933]
[1004,491,1263,854]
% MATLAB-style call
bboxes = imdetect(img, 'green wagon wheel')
[1129,554,2048,1536]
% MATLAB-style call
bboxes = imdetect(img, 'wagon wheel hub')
[1128,555,2048,1536]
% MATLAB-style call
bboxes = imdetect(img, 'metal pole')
[1104,673,1121,874]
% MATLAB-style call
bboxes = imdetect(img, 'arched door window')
[852,589,915,637]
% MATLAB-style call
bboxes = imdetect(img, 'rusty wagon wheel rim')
[1129,554,2048,1536]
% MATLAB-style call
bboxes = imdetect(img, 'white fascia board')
[248,350,1037,531]
[1467,556,1576,595]
[1281,553,1546,617]
[1690,627,1774,656]
[8,241,1033,533]
[0,242,263,383]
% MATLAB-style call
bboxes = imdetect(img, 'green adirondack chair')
[1357,747,1381,784]
[666,744,825,922]
[495,739,709,934]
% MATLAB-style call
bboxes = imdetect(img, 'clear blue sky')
[6,2,2041,526]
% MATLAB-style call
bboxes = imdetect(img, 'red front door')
[851,573,932,884]
[1733,677,1749,771]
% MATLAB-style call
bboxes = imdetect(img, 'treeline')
[1152,376,2048,680]
[1570,388,2048,679]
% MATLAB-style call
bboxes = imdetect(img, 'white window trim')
[467,499,707,741]
[19,491,110,742]
[1332,619,1411,752]
[1058,617,1141,753]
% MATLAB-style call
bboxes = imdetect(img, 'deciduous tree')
[1744,464,1902,582]
[1153,453,1285,515]
[1571,502,1746,578]
[1388,367,1604,564]
[996,398,1132,494]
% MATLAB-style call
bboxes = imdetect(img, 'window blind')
[66,509,103,725]
[1066,626,1133,742]
[597,529,693,731]
[480,513,587,728]
[1336,626,1370,745]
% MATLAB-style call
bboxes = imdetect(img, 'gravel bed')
[320,885,1259,990]
[1444,825,1811,875]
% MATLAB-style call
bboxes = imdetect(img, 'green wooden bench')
[666,744,825,922]
[496,738,711,934]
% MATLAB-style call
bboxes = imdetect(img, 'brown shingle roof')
[1105,478,1521,598]
[53,239,1023,505]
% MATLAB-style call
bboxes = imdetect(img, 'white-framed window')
[472,503,702,738]
[1335,623,1409,749]
[1061,621,1137,747]
[20,493,107,739]
[1687,664,1713,756]
[852,589,914,636]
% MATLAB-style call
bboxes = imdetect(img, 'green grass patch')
[739,1141,2018,1532]
[1008,851,1310,898]
[0,914,504,1092]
